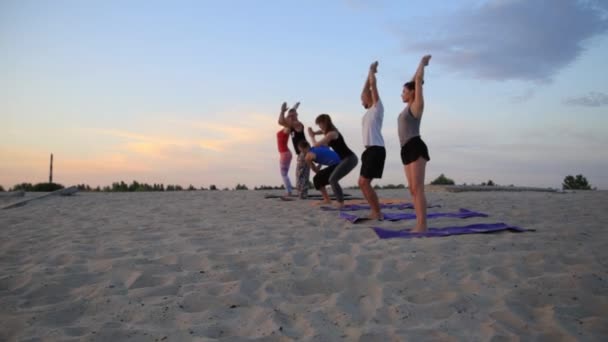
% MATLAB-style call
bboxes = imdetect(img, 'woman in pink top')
[277,102,294,195]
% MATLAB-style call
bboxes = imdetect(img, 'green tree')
[381,184,406,189]
[0,185,5,192]
[430,174,455,185]
[210,185,217,191]
[32,183,64,192]
[13,183,34,191]
[563,174,592,190]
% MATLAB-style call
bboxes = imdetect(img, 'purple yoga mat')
[340,208,488,224]
[321,203,441,211]
[372,223,534,239]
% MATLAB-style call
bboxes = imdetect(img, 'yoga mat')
[265,193,355,199]
[340,208,487,223]
[321,203,441,211]
[371,223,534,239]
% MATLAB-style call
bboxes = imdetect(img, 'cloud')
[564,91,608,107]
[404,0,608,82]
[95,112,274,160]
[510,88,536,103]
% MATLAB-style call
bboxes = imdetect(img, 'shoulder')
[373,100,384,116]
[375,99,384,111]
[292,121,304,131]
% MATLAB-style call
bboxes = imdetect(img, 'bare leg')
[359,176,382,219]
[409,158,427,233]
[319,186,331,204]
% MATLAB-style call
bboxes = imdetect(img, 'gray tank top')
[398,106,421,146]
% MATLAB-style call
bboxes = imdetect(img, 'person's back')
[310,146,340,166]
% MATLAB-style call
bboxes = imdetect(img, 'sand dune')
[1,190,607,341]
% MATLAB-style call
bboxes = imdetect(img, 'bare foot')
[334,201,345,209]
[410,225,427,233]
[368,211,383,221]
[320,199,331,205]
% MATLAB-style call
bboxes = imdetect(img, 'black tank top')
[291,128,307,155]
[329,131,354,159]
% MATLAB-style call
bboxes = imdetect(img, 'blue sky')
[2,0,607,189]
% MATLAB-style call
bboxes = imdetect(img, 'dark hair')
[314,114,337,133]
[404,80,424,91]
[297,140,310,150]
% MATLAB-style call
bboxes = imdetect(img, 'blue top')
[310,146,341,166]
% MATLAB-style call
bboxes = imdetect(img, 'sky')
[2,0,608,190]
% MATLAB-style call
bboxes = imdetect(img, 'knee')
[358,177,370,189]
[328,173,338,184]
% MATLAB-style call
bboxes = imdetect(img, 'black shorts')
[360,146,386,179]
[400,136,430,165]
[313,164,338,189]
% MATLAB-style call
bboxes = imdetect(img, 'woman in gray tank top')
[398,55,431,233]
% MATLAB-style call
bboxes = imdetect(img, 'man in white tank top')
[358,61,386,220]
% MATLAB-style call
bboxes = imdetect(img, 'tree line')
[428,173,595,190]
[0,174,596,192]
[1,181,286,192]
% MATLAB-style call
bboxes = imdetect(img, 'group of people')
[276,55,432,233]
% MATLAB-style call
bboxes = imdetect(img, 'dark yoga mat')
[371,223,534,239]
[340,208,488,224]
[321,203,441,211]
[264,193,355,199]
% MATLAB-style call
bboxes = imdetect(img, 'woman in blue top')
[398,54,431,233]
[298,140,341,205]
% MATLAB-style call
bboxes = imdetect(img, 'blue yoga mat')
[372,223,534,239]
[340,208,488,224]
[321,203,441,211]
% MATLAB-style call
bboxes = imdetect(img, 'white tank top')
[362,100,385,147]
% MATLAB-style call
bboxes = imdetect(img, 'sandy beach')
[1,189,607,341]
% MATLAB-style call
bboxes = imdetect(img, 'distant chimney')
[49,153,53,183]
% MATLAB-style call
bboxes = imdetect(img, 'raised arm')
[278,102,290,128]
[291,102,300,111]
[368,61,379,105]
[410,55,431,118]
[308,127,337,147]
